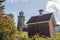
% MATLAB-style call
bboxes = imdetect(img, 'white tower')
[17,11,25,31]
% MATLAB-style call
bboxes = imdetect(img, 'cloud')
[8,0,18,3]
[8,0,28,3]
[25,0,28,2]
[57,22,60,25]
[20,0,28,2]
[46,0,60,13]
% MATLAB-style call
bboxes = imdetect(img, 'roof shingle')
[27,13,53,24]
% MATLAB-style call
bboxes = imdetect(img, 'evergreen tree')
[0,0,18,40]
[0,0,5,12]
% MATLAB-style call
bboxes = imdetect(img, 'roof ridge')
[31,13,53,17]
[27,13,53,24]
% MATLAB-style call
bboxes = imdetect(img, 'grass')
[19,32,60,40]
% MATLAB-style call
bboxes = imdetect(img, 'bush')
[18,32,60,40]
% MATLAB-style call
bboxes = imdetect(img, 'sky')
[3,0,60,26]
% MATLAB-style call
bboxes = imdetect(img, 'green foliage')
[17,32,60,40]
[0,0,5,3]
[0,15,9,40]
[0,5,4,11]
[0,0,5,11]
[6,13,18,40]
[0,13,18,40]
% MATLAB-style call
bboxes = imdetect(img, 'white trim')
[28,21,49,25]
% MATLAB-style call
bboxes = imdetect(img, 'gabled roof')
[27,13,53,24]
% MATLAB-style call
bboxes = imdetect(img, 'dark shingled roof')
[27,13,53,24]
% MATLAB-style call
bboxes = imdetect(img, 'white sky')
[46,0,60,14]
[8,0,28,3]
[46,0,60,25]
[5,0,60,25]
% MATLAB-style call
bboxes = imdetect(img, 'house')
[27,11,56,37]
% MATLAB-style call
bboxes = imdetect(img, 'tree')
[0,0,5,12]
[0,0,18,40]
[0,13,18,40]
[6,13,18,40]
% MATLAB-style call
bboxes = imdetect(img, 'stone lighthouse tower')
[17,11,25,31]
